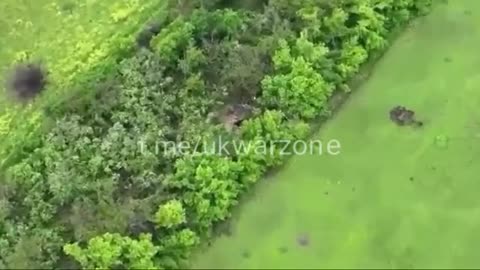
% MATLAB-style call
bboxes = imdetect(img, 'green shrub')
[63,233,159,269]
[260,36,334,119]
[154,200,187,229]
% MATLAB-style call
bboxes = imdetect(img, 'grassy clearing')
[0,0,164,94]
[193,1,480,268]
[0,0,166,165]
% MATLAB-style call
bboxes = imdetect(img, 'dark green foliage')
[0,0,433,268]
[204,41,269,103]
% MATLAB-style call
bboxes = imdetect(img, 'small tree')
[154,200,186,228]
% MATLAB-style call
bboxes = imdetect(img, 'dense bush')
[0,0,432,268]
[260,36,334,119]
[64,233,160,269]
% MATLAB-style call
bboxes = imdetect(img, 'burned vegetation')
[6,62,48,101]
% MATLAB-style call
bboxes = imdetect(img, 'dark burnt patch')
[6,62,48,101]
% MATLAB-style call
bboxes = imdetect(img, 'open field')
[193,1,480,268]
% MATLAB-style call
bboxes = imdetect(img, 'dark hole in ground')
[324,191,329,195]
[278,246,288,254]
[6,62,47,101]
[409,177,414,182]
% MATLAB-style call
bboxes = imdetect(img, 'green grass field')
[193,1,480,268]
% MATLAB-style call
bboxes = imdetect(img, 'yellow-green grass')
[0,0,167,166]
[194,1,480,268]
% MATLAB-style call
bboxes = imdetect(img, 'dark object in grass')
[389,106,423,127]
[464,10,472,16]
[409,177,414,182]
[324,191,329,195]
[241,250,251,258]
[136,21,163,49]
[6,62,47,101]
[296,234,310,246]
[278,246,288,254]
[444,57,452,63]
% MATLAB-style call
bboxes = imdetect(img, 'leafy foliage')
[64,233,159,269]
[154,200,187,228]
[261,36,334,119]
